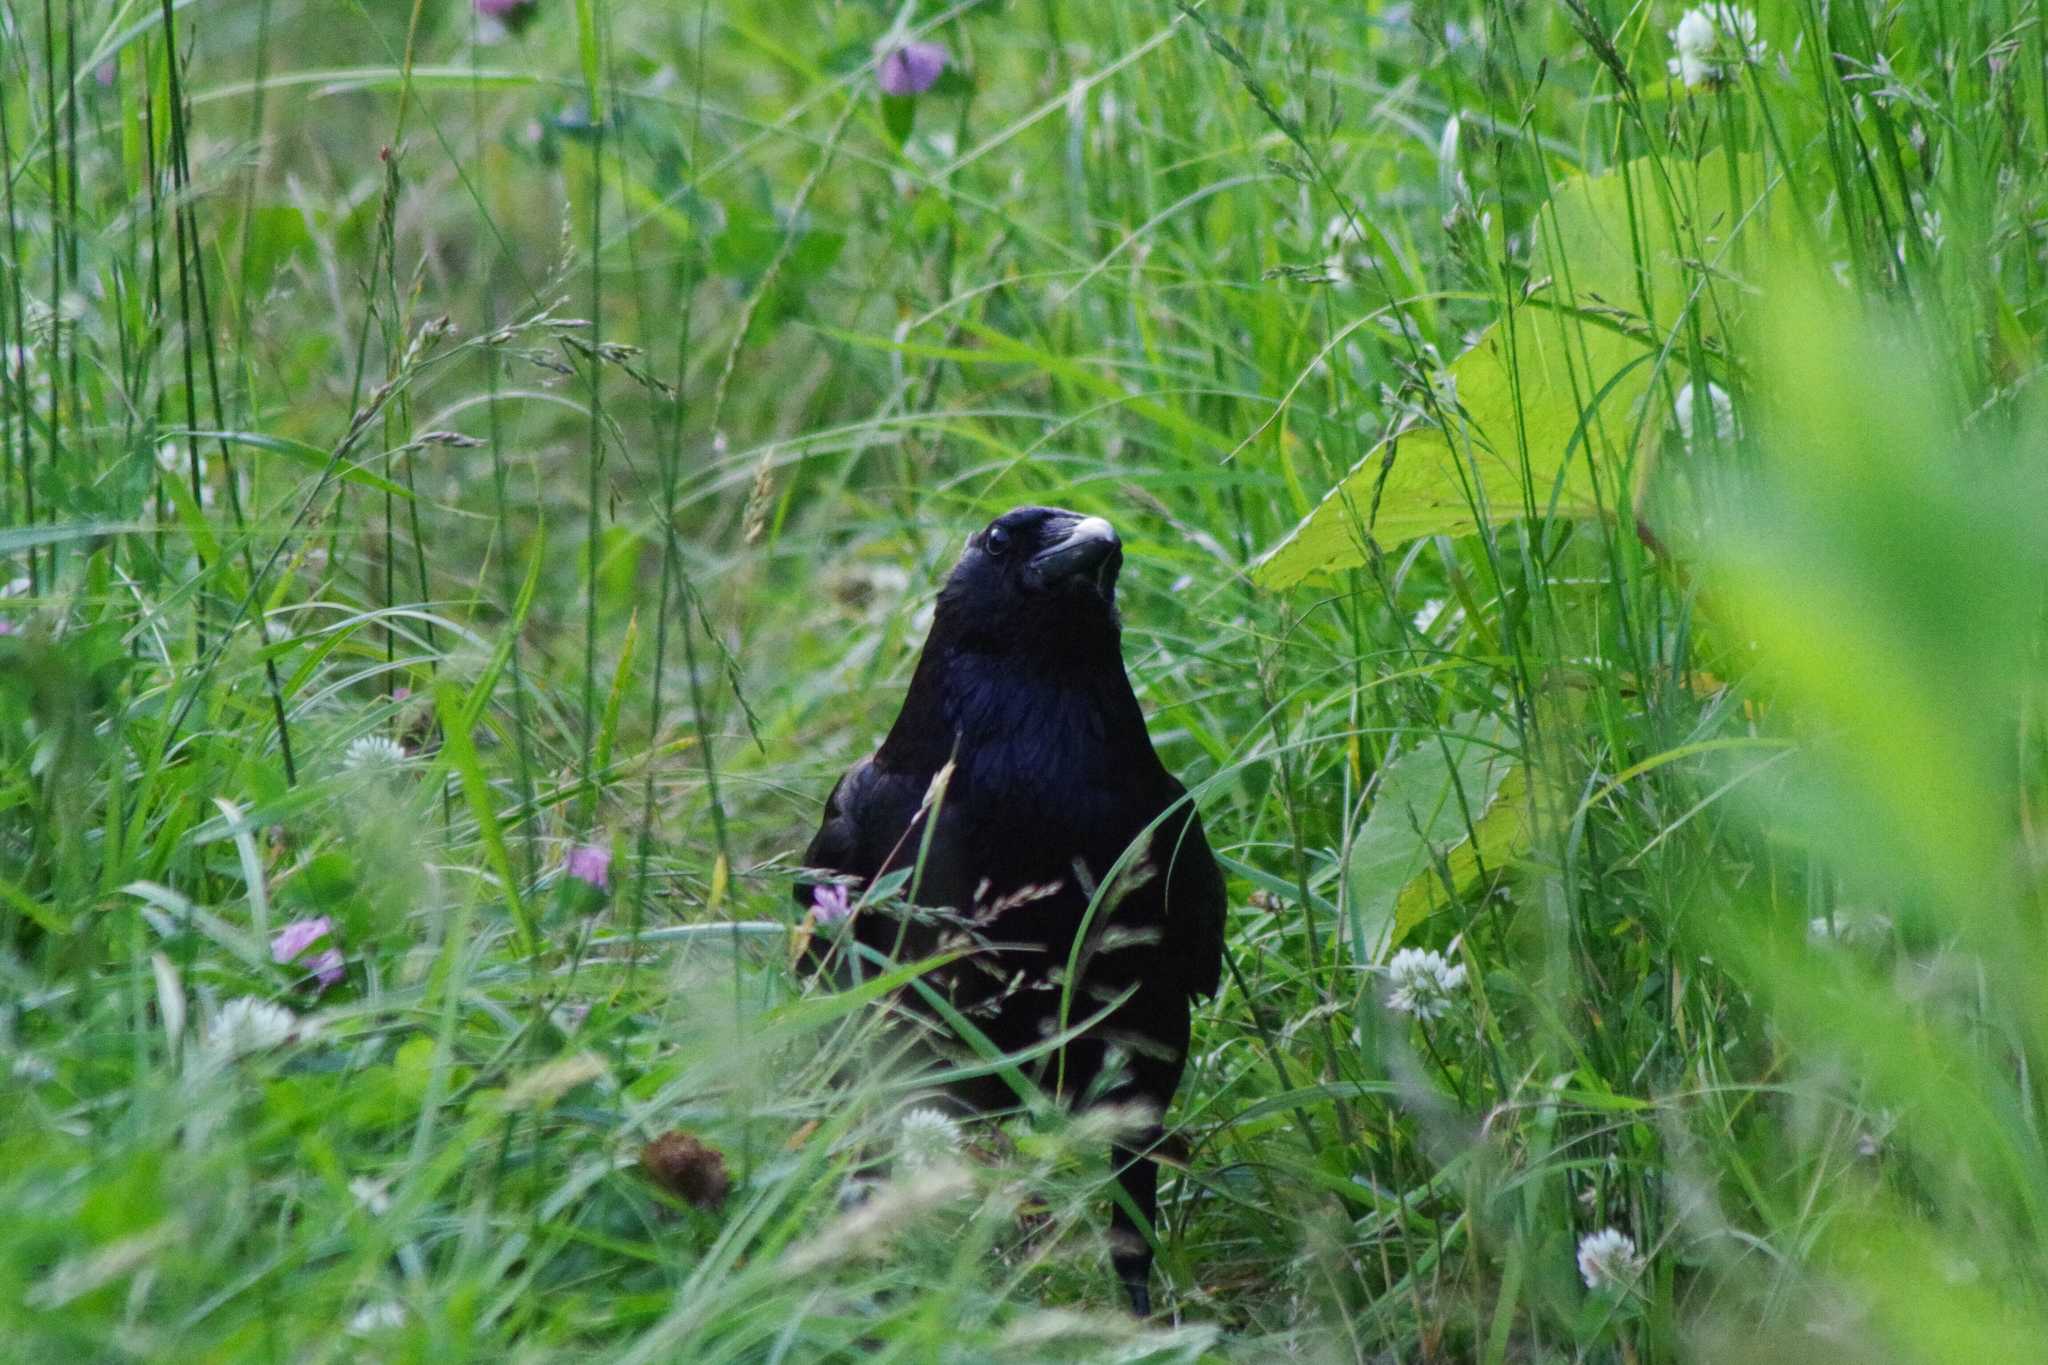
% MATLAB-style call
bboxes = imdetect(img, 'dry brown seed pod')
[640,1131,730,1211]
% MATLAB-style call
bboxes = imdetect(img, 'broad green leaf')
[1254,149,1779,589]
[1345,711,1516,959]
[1390,762,1529,946]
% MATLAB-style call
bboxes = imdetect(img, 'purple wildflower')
[812,883,854,924]
[272,916,333,962]
[0,619,15,637]
[271,916,345,992]
[95,60,117,88]
[878,42,948,97]
[303,947,346,990]
[564,843,612,892]
[476,0,539,34]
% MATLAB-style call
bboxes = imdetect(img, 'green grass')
[3,0,2046,1359]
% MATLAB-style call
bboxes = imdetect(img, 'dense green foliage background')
[2,0,2045,1359]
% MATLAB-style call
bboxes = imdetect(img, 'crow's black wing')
[796,757,876,901]
[1155,784,1227,1000]
[792,755,934,904]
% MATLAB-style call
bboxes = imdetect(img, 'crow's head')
[932,506,1125,656]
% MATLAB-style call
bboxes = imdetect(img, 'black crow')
[794,505,1226,1315]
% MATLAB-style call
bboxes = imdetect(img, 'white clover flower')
[205,997,309,1058]
[346,1301,406,1335]
[1667,6,1765,89]
[1855,1112,1898,1158]
[349,1177,393,1216]
[1321,213,1373,287]
[1668,9,1718,86]
[1576,1226,1645,1291]
[1384,946,1467,1021]
[343,734,407,772]
[898,1105,965,1170]
[1673,381,1738,453]
[1412,598,1447,635]
[1322,214,1365,252]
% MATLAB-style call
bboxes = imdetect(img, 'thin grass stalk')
[60,0,76,420]
[142,36,167,588]
[629,2,711,952]
[38,0,61,590]
[0,72,20,531]
[156,0,298,782]
[378,156,398,705]
[159,1,206,653]
[579,7,607,827]
[105,48,138,470]
[453,5,540,889]
[483,352,539,888]
[150,21,407,771]
[629,6,735,1035]
[231,0,272,362]
[387,9,439,756]
[382,0,429,721]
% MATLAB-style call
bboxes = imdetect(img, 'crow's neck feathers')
[876,613,1150,776]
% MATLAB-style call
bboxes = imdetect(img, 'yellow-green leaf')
[1345,712,1517,959]
[1254,149,1780,590]
[1390,763,1529,950]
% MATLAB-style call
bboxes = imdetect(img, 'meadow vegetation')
[2,0,2045,1360]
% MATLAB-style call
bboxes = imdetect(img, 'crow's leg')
[1090,984,1190,1316]
[1109,1137,1160,1316]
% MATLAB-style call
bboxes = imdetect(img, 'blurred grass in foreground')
[1679,275,2048,1360]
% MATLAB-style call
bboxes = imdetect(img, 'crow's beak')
[1026,515,1123,597]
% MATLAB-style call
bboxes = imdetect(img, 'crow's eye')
[984,524,1012,557]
